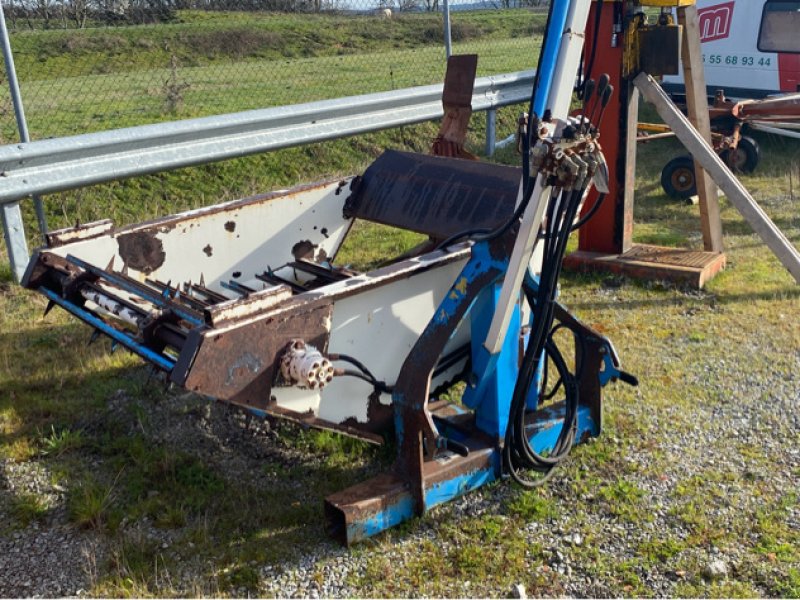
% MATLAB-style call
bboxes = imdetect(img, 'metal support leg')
[2,202,29,282]
[1,2,39,280]
[485,109,496,157]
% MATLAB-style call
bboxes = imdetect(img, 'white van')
[663,0,800,98]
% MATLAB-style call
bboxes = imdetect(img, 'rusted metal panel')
[344,151,520,239]
[432,55,479,160]
[45,220,114,248]
[442,54,478,109]
[204,284,292,327]
[181,300,333,409]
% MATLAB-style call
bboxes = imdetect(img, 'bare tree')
[65,0,92,28]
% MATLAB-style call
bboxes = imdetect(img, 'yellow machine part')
[637,0,694,6]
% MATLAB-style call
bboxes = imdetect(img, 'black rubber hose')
[578,0,605,101]
[502,185,586,487]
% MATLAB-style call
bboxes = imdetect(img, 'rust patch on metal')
[117,231,166,274]
[203,244,213,257]
[45,219,114,248]
[292,240,316,261]
[182,301,333,408]
[224,221,236,232]
[224,352,264,386]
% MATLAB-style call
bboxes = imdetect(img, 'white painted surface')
[47,181,353,294]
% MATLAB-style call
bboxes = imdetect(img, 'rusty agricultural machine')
[23,0,644,543]
[641,90,800,199]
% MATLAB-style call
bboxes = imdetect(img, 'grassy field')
[1,9,543,138]
[1,11,800,598]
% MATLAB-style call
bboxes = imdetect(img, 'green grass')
[38,424,85,457]
[2,9,543,138]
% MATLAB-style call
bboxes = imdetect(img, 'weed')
[1,436,37,462]
[67,474,118,529]
[637,537,686,562]
[99,533,170,597]
[162,53,189,114]
[220,563,260,594]
[10,492,49,526]
[598,478,646,520]
[38,425,85,457]
[507,490,558,522]
[776,568,800,597]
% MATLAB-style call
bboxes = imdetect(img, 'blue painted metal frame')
[39,286,176,371]
[533,0,572,116]
[457,0,570,440]
[342,402,598,545]
[462,283,520,440]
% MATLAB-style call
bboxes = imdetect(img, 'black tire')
[661,155,697,200]
[719,136,760,174]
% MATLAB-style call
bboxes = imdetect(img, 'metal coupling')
[280,339,335,389]
[556,154,580,189]
[530,141,549,174]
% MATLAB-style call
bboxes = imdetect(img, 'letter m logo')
[698,1,735,43]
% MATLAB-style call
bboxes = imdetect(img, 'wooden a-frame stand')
[564,3,727,289]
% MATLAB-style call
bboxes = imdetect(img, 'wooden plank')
[622,82,639,253]
[634,72,800,284]
[678,4,724,253]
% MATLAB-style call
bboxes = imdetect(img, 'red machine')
[564,0,728,288]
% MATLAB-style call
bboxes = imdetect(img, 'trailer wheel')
[720,136,760,174]
[661,155,697,200]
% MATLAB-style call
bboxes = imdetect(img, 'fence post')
[485,109,496,157]
[442,0,452,59]
[0,1,34,282]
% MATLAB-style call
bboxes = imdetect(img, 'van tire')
[661,155,697,200]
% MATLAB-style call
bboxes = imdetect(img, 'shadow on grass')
[0,317,397,595]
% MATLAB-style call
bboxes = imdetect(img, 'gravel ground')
[0,459,105,597]
[1,340,798,597]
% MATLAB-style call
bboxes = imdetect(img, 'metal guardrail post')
[442,0,452,59]
[1,3,46,233]
[485,109,496,157]
[1,2,32,281]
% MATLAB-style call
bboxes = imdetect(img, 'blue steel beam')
[38,287,176,372]
[331,402,597,546]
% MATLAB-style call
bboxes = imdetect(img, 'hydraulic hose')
[503,183,587,487]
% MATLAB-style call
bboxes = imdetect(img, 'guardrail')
[0,70,534,205]
[0,69,534,279]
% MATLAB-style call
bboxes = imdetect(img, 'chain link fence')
[1,0,546,141]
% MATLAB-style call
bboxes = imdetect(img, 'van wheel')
[720,136,760,173]
[661,155,696,200]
